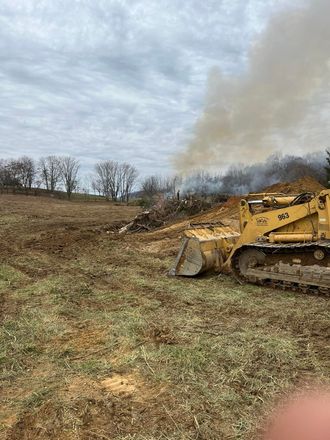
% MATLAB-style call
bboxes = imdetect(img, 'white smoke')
[179,151,325,195]
[175,0,330,172]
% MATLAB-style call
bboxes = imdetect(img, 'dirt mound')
[263,176,325,194]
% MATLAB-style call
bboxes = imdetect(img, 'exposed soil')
[262,176,325,194]
[0,193,329,440]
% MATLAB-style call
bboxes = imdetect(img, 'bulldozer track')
[232,241,330,296]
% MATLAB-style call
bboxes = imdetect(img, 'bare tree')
[7,156,36,189]
[93,161,138,202]
[109,161,120,201]
[91,176,102,196]
[118,163,138,203]
[0,159,19,187]
[59,156,80,199]
[22,157,36,189]
[0,157,41,190]
[141,175,163,199]
[94,161,110,200]
[94,160,119,201]
[39,156,61,192]
[4,160,20,186]
[78,174,95,197]
[141,175,179,199]
[86,173,100,196]
[163,175,182,197]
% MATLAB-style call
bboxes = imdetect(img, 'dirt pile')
[263,176,325,194]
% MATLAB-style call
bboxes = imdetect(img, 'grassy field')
[0,195,329,440]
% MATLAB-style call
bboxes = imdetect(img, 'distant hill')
[0,186,105,201]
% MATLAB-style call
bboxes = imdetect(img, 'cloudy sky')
[0,0,300,177]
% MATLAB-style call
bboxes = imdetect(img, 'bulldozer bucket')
[171,223,240,277]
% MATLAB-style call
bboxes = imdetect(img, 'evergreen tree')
[325,150,330,188]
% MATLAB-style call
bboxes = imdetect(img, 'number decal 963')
[278,212,290,221]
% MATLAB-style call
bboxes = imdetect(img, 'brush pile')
[119,198,212,233]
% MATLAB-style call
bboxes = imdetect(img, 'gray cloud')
[0,0,292,177]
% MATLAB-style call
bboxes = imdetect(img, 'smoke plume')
[180,151,326,195]
[174,0,330,171]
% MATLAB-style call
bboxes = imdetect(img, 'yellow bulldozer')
[172,189,330,294]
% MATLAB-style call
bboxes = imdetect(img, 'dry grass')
[0,195,329,440]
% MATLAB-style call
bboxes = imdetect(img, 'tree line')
[92,161,138,203]
[139,151,328,200]
[0,156,139,202]
[0,150,327,202]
